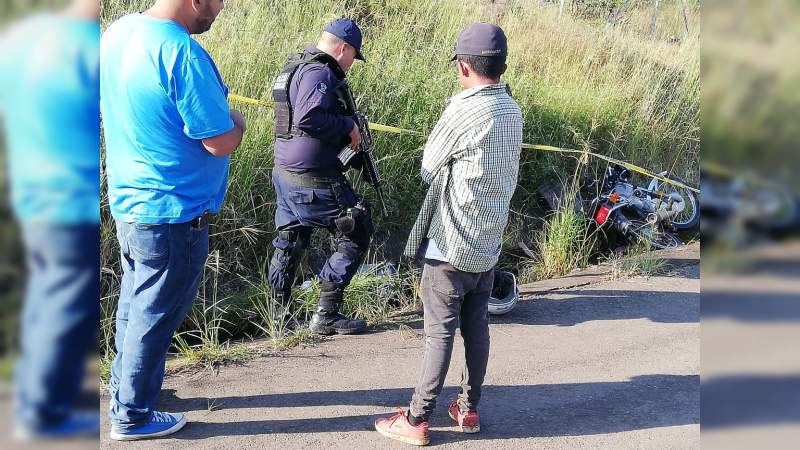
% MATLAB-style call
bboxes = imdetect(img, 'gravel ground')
[98,244,699,450]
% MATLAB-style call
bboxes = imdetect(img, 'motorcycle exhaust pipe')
[649,193,686,224]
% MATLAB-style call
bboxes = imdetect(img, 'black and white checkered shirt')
[404,83,523,273]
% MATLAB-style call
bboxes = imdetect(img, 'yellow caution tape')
[522,144,700,193]
[228,93,269,106]
[229,93,700,193]
[367,122,425,136]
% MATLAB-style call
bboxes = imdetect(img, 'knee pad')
[335,240,363,261]
[335,213,373,258]
[348,202,374,245]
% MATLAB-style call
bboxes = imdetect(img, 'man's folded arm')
[202,115,245,157]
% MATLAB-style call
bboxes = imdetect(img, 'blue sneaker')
[14,411,100,440]
[109,411,187,441]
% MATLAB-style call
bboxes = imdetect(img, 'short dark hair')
[456,54,506,79]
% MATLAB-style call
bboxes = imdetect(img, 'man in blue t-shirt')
[0,0,101,441]
[100,0,245,441]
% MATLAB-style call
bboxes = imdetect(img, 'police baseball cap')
[324,18,366,62]
[450,23,508,61]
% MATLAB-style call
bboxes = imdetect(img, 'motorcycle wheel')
[657,177,700,231]
[628,219,682,250]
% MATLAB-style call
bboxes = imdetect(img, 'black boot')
[309,285,367,335]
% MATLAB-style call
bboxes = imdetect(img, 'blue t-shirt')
[0,14,100,224]
[100,13,234,223]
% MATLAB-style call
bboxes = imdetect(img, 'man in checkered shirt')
[375,23,523,446]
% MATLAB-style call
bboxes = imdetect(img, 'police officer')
[269,18,372,335]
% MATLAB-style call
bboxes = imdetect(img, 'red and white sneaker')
[448,400,480,433]
[374,408,430,446]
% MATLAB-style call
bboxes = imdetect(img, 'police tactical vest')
[272,50,348,139]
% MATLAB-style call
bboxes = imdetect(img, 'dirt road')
[99,244,699,449]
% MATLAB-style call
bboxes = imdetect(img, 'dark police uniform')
[269,46,373,335]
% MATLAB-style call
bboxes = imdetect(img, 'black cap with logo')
[450,23,508,61]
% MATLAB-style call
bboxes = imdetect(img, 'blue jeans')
[14,223,99,429]
[108,220,208,431]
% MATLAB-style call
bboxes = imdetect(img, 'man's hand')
[230,109,246,133]
[202,109,246,157]
[348,122,361,151]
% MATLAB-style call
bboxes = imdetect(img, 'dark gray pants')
[409,259,494,420]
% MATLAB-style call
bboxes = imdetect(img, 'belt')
[289,126,311,138]
[273,166,344,188]
[277,127,311,140]
[189,212,210,229]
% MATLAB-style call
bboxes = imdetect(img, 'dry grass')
[99,0,699,368]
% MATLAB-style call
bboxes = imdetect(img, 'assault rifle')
[336,82,388,217]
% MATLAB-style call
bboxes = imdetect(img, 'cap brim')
[450,54,457,61]
[356,50,366,61]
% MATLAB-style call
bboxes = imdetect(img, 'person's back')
[101,13,233,223]
[426,84,522,269]
[273,47,352,172]
[376,23,521,446]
